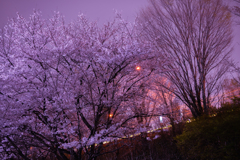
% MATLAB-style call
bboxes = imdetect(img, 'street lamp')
[136,66,141,71]
[109,114,113,118]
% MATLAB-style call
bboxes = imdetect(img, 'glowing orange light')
[109,114,113,118]
[136,66,141,70]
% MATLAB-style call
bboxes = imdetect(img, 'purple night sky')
[0,0,239,63]
[0,0,148,26]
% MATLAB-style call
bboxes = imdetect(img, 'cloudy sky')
[0,0,239,61]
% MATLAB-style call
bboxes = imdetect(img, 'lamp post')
[136,66,141,71]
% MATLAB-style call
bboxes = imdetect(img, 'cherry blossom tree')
[0,12,166,160]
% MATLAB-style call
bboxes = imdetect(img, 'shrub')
[176,102,240,160]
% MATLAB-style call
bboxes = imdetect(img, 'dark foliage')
[176,98,240,160]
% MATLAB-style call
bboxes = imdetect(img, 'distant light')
[136,66,141,70]
[109,114,113,118]
[159,116,163,123]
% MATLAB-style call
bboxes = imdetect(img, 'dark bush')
[176,99,240,160]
